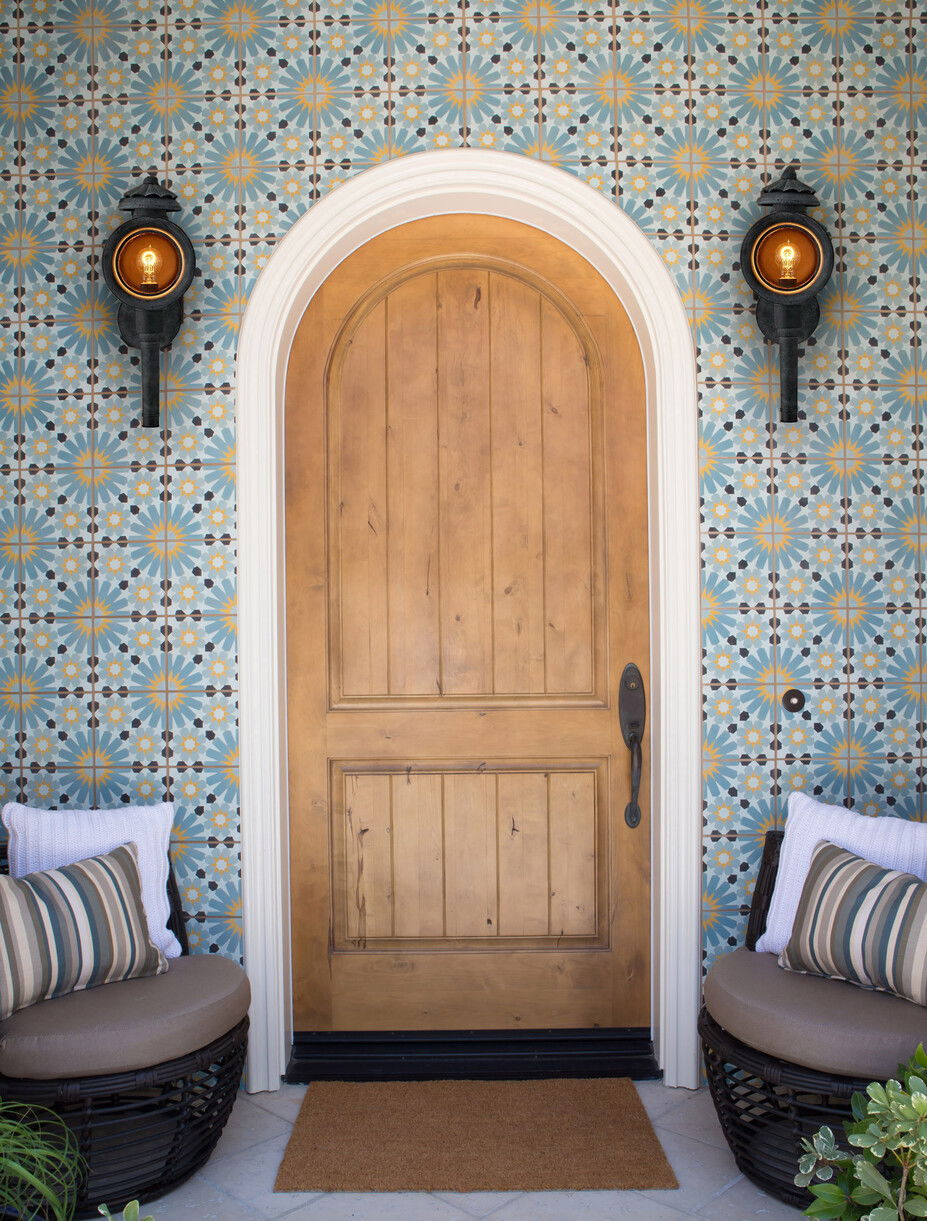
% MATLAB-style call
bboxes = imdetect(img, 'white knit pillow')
[756,792,927,955]
[1,802,182,958]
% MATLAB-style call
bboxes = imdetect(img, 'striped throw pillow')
[779,840,927,1006]
[0,843,167,1021]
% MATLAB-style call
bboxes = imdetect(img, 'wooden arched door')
[284,215,650,1071]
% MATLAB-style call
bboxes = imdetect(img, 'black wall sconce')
[102,174,196,428]
[740,165,834,423]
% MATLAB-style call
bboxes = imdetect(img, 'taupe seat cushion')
[705,948,927,1081]
[0,955,250,1079]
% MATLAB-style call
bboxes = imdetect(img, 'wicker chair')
[700,829,927,1209]
[0,859,250,1219]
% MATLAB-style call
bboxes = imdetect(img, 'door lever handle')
[619,663,646,829]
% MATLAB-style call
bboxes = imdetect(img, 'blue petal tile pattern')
[0,0,923,973]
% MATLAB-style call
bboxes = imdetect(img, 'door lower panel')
[285,1028,658,1082]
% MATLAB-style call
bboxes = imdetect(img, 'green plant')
[795,1044,927,1220]
[0,1100,83,1220]
[98,1203,154,1221]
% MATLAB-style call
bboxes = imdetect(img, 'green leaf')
[853,1159,893,1199]
[810,1183,848,1205]
[803,1199,846,1219]
[124,1203,139,1221]
[903,1198,927,1216]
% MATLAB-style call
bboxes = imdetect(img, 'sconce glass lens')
[113,228,183,299]
[751,223,822,294]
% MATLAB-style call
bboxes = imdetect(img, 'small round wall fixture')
[740,165,834,424]
[102,174,196,428]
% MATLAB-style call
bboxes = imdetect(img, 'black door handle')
[619,663,646,829]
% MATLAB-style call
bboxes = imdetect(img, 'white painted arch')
[236,149,702,1092]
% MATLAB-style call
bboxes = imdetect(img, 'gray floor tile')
[634,1081,702,1122]
[636,1128,742,1213]
[294,1192,472,1219]
[432,1192,525,1217]
[487,1190,689,1218]
[146,1175,262,1219]
[695,1176,804,1218]
[252,1081,310,1123]
[200,1131,322,1217]
[152,1082,798,1220]
[212,1093,292,1158]
[654,1087,729,1149]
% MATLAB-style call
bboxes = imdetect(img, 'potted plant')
[795,1044,927,1220]
[0,1100,82,1220]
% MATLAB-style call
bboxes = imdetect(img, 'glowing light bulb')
[776,240,798,285]
[139,244,161,287]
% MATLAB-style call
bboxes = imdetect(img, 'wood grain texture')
[326,245,605,707]
[331,762,601,950]
[285,215,650,1032]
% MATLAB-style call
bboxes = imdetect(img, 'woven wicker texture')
[702,828,877,1209]
[0,854,247,1218]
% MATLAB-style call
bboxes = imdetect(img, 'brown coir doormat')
[274,1078,677,1193]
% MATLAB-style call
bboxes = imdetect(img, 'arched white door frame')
[236,150,701,1092]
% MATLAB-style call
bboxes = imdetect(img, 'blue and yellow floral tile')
[171,767,239,841]
[703,831,765,912]
[185,914,242,961]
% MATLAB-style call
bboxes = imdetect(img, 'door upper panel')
[328,259,606,709]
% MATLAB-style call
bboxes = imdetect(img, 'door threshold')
[286,1028,659,1082]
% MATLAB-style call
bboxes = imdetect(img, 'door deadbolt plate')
[619,663,646,748]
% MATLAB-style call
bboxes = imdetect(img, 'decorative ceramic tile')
[185,914,242,959]
[171,839,241,915]
[701,901,749,961]
[171,766,239,840]
[93,766,171,809]
[0,0,923,976]
[702,832,765,911]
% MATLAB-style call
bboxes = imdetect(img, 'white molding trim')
[236,150,702,1092]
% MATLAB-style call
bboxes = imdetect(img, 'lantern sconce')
[102,174,196,428]
[740,165,834,424]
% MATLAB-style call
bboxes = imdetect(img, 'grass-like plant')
[795,1044,927,1220]
[0,1100,83,1220]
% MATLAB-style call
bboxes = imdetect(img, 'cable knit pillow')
[0,844,167,1021]
[779,840,927,1006]
[756,792,927,955]
[1,802,181,958]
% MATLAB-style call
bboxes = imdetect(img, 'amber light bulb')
[752,224,820,294]
[114,229,182,298]
[776,241,798,285]
[139,244,162,287]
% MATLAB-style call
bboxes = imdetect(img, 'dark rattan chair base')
[0,1017,248,1219]
[699,1006,868,1208]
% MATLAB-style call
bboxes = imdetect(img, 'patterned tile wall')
[0,0,922,972]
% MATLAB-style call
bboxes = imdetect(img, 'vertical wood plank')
[343,774,393,940]
[391,772,445,937]
[497,771,549,935]
[387,275,441,695]
[541,300,595,694]
[548,771,597,936]
[438,269,494,695]
[443,773,498,936]
[490,274,546,695]
[336,301,389,697]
